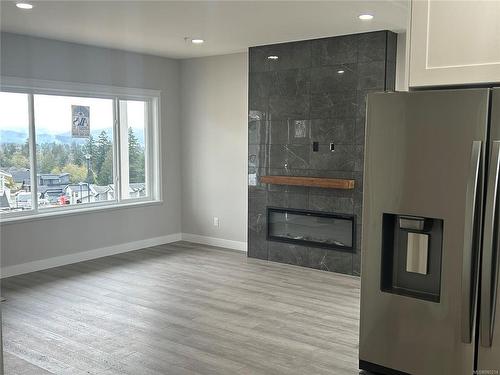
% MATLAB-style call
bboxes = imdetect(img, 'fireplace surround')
[247,30,397,275]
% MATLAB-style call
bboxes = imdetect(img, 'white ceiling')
[0,0,409,59]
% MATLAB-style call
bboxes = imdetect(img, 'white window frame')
[0,76,162,224]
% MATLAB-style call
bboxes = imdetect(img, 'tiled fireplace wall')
[248,31,397,276]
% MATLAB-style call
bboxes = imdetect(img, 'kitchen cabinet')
[409,0,500,87]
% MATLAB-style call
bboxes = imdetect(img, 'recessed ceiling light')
[267,55,279,60]
[16,2,33,9]
[359,14,374,20]
[191,39,204,44]
[337,70,345,74]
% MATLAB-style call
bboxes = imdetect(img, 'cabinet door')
[409,0,500,87]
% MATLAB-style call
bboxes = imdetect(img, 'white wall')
[180,53,248,246]
[0,33,182,272]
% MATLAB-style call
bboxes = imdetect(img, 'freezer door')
[477,88,500,374]
[359,89,490,375]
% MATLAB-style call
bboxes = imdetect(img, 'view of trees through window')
[0,92,31,210]
[0,91,148,213]
[120,100,147,199]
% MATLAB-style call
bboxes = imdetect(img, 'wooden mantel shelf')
[260,176,355,190]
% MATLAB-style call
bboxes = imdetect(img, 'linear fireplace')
[267,207,355,252]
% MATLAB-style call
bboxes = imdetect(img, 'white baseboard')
[1,233,182,278]
[1,232,247,278]
[181,233,247,252]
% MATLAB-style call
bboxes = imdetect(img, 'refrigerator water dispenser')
[380,214,443,302]
[406,232,429,275]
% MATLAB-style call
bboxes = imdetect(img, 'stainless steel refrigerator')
[359,88,500,375]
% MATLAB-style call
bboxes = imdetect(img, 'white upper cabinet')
[409,0,500,87]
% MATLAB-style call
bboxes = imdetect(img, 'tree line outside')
[0,128,145,187]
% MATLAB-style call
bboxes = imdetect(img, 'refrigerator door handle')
[481,140,500,347]
[461,140,482,343]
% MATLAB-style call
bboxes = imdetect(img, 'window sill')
[0,199,163,226]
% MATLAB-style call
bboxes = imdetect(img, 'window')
[0,80,160,220]
[119,100,147,200]
[0,92,31,212]
[34,94,115,209]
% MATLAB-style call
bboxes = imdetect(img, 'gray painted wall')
[395,32,408,91]
[180,53,248,243]
[0,32,182,268]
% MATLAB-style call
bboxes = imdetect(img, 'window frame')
[0,76,162,223]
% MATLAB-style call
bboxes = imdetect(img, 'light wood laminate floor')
[1,241,361,375]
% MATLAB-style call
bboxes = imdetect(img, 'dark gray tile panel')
[248,30,397,276]
[311,35,358,66]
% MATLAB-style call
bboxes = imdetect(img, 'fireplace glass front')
[267,207,355,251]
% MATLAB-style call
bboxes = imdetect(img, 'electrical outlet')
[213,217,220,228]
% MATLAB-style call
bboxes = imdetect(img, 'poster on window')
[71,105,90,138]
